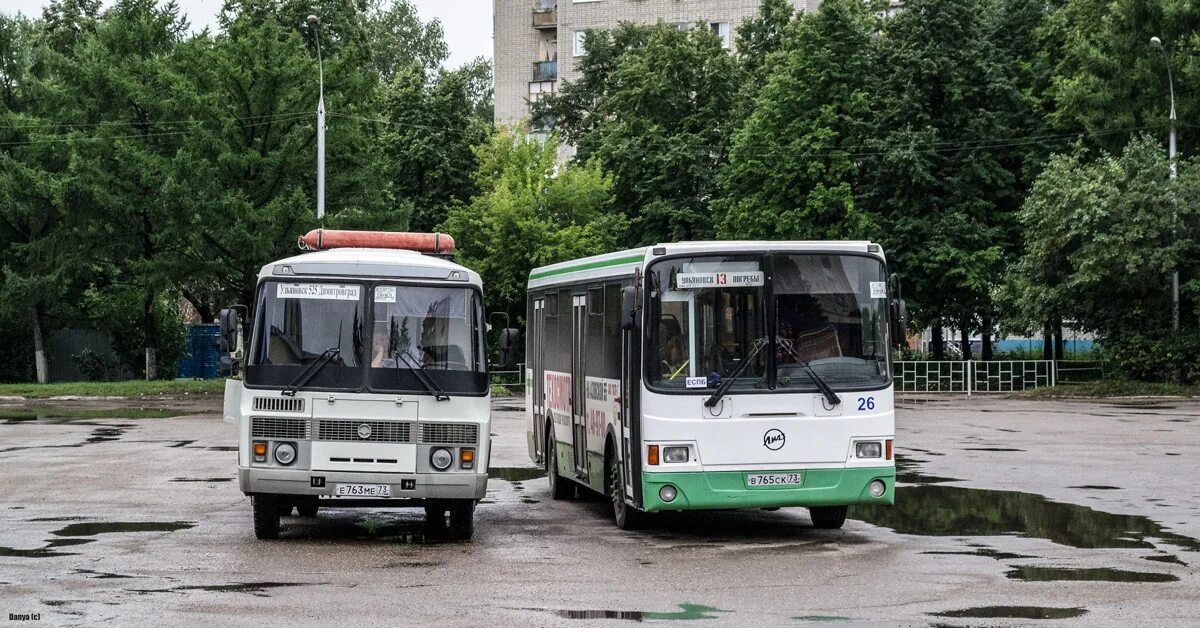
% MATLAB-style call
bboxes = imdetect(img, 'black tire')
[546,431,573,500]
[276,500,295,517]
[608,454,643,530]
[252,494,281,540]
[296,497,318,518]
[424,504,446,527]
[809,505,848,530]
[447,500,475,541]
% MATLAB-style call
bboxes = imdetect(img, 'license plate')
[746,473,803,487]
[334,484,391,497]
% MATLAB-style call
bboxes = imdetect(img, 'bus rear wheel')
[546,432,573,500]
[252,494,281,539]
[809,506,848,530]
[608,455,643,530]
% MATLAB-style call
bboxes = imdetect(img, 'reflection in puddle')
[0,406,189,423]
[1145,554,1187,566]
[551,604,731,621]
[921,548,1035,560]
[852,485,1200,551]
[490,467,546,482]
[932,606,1088,619]
[130,582,314,597]
[1069,485,1121,490]
[1005,566,1178,582]
[792,615,851,622]
[52,521,196,537]
[894,455,956,484]
[963,447,1025,452]
[0,538,93,558]
[169,477,234,483]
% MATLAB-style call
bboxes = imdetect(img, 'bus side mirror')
[498,328,521,369]
[621,287,637,331]
[219,308,239,354]
[890,298,907,347]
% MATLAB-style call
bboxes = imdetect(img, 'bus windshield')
[647,253,890,393]
[366,284,488,395]
[245,281,365,390]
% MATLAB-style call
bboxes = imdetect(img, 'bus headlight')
[662,446,689,463]
[659,485,677,502]
[869,479,887,498]
[856,442,882,459]
[430,448,454,471]
[274,442,296,466]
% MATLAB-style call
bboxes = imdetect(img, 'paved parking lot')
[1,394,1197,626]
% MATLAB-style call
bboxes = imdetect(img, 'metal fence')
[490,363,526,392]
[894,360,1058,394]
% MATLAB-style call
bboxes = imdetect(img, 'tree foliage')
[441,130,627,318]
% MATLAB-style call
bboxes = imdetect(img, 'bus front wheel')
[809,506,848,530]
[608,456,643,530]
[252,494,281,539]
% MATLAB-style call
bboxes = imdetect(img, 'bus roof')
[527,241,883,289]
[258,248,482,286]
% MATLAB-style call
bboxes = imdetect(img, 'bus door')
[620,274,642,505]
[531,298,546,461]
[571,294,588,479]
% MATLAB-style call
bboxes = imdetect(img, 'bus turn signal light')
[647,445,659,465]
[461,448,475,470]
[886,439,893,460]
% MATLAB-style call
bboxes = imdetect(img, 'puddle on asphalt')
[52,521,196,537]
[490,467,547,482]
[0,537,93,558]
[1005,566,1178,582]
[792,615,851,622]
[0,424,134,452]
[851,485,1200,551]
[493,405,524,413]
[129,582,314,597]
[1144,554,1187,566]
[894,455,956,484]
[207,446,238,452]
[921,548,1036,560]
[169,477,234,483]
[0,406,190,423]
[931,606,1088,620]
[74,569,134,579]
[548,604,732,621]
[964,447,1025,452]
[1069,485,1121,490]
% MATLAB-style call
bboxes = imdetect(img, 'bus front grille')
[250,416,310,440]
[317,420,414,444]
[420,423,478,446]
[252,397,305,413]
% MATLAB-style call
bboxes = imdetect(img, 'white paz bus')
[526,241,905,529]
[221,230,492,540]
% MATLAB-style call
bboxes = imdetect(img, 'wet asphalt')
[0,394,1197,626]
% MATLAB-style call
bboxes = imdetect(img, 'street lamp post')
[1150,36,1179,332]
[308,15,325,221]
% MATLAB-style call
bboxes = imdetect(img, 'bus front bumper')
[640,466,895,512]
[239,467,487,501]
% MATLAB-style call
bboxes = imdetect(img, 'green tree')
[442,129,627,318]
[538,23,739,244]
[364,0,447,80]
[1005,135,1200,381]
[858,0,1025,357]
[716,0,877,241]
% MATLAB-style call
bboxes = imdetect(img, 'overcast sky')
[0,0,493,68]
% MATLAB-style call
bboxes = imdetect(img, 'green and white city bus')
[525,241,904,529]
[221,230,491,540]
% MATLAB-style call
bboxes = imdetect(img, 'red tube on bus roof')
[297,229,455,254]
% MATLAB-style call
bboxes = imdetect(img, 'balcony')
[533,60,557,82]
[533,0,557,29]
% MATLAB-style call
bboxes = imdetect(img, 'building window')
[573,30,588,57]
[709,22,731,49]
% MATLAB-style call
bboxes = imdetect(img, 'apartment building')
[494,0,821,129]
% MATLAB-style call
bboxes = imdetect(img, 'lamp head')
[1150,36,1163,49]
[307,15,319,28]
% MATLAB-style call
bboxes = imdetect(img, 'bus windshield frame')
[244,279,488,396]
[644,251,891,396]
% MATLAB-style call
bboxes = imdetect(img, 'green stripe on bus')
[640,467,895,512]
[528,253,645,281]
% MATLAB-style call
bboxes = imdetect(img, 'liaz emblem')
[357,423,373,439]
[763,429,785,451]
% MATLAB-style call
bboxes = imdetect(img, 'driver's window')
[371,285,472,371]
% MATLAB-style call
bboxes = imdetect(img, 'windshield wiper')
[704,337,769,408]
[396,350,450,401]
[776,336,841,408]
[282,347,340,397]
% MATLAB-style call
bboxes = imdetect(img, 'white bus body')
[526,242,898,529]
[223,247,490,539]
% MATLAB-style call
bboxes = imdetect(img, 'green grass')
[1014,380,1200,399]
[0,379,227,399]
